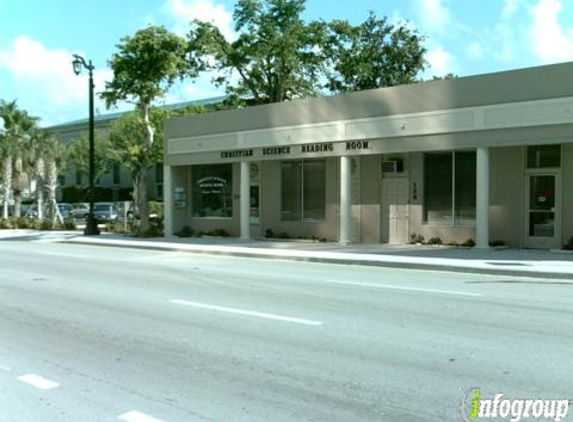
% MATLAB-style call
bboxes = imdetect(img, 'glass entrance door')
[526,174,560,248]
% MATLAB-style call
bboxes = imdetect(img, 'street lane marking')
[0,365,11,372]
[324,280,483,297]
[171,300,323,326]
[17,374,59,390]
[118,410,168,422]
[38,251,89,258]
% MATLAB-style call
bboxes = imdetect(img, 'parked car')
[71,202,90,219]
[114,201,136,222]
[57,203,73,219]
[24,204,45,218]
[94,202,118,222]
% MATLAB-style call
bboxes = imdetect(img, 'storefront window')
[454,151,476,225]
[281,159,325,221]
[424,153,453,224]
[424,151,476,225]
[527,144,561,168]
[192,164,233,218]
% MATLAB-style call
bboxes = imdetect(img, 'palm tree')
[0,100,38,217]
[43,133,67,228]
[30,129,53,220]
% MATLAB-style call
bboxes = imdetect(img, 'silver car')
[71,203,90,219]
[94,202,118,222]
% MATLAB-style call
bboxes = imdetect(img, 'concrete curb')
[62,238,573,281]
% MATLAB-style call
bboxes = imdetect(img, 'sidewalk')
[3,229,572,280]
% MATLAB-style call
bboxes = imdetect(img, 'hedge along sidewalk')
[60,234,573,280]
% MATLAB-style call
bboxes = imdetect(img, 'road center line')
[324,280,483,297]
[118,410,168,422]
[171,300,323,326]
[0,365,11,372]
[38,251,89,258]
[17,374,60,390]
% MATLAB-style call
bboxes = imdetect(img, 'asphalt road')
[1,240,572,422]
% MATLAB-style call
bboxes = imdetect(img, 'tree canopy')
[323,12,426,93]
[189,0,325,105]
[101,25,192,109]
[101,25,196,234]
[188,0,427,105]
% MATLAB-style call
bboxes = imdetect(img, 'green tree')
[67,131,113,186]
[0,100,38,218]
[323,12,426,93]
[188,0,326,105]
[43,133,68,227]
[29,129,51,220]
[101,25,193,234]
[107,108,169,222]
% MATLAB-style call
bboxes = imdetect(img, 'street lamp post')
[72,54,100,235]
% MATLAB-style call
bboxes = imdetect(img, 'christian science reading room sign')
[219,140,371,161]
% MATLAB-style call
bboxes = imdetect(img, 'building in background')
[45,96,226,203]
[164,62,573,249]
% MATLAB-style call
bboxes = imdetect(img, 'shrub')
[265,228,274,238]
[209,228,229,237]
[462,238,476,247]
[175,226,194,237]
[13,217,40,229]
[428,236,443,245]
[0,218,13,229]
[410,233,425,244]
[562,237,573,250]
[61,219,77,230]
[277,231,290,239]
[141,224,163,238]
[39,219,53,230]
[149,201,164,221]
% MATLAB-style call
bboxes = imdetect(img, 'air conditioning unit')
[381,159,403,173]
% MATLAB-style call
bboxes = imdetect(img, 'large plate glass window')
[423,151,476,225]
[281,159,325,221]
[192,164,233,218]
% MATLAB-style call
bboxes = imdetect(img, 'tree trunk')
[138,103,154,234]
[11,154,24,218]
[46,159,59,228]
[36,157,45,220]
[13,190,21,218]
[137,169,149,235]
[2,155,12,218]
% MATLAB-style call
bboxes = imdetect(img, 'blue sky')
[1,0,573,127]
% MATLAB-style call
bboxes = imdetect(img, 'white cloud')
[162,0,235,40]
[502,0,522,19]
[466,41,485,60]
[414,0,451,34]
[530,0,573,63]
[426,46,456,75]
[0,36,114,125]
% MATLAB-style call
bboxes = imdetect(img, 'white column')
[163,164,173,238]
[476,147,490,248]
[240,161,250,240]
[340,156,351,244]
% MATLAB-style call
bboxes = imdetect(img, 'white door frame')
[523,170,561,249]
[381,177,410,244]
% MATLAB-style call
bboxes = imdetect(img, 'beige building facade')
[164,63,573,249]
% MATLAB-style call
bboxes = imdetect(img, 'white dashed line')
[38,251,89,258]
[171,300,323,326]
[17,374,60,390]
[0,365,11,372]
[118,410,168,422]
[324,279,483,297]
